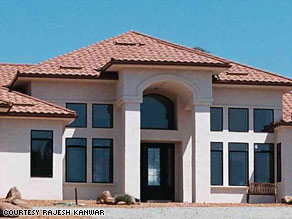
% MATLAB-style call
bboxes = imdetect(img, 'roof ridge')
[0,63,33,66]
[30,31,134,69]
[1,87,76,115]
[130,31,229,64]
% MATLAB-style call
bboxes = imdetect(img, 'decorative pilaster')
[193,103,211,203]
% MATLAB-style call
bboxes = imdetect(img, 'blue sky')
[0,0,291,77]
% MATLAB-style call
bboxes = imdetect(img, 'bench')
[247,183,277,203]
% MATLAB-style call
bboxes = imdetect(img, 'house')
[0,31,292,203]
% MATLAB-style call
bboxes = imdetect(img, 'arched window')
[141,94,175,130]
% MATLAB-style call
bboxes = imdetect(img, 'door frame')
[140,142,175,202]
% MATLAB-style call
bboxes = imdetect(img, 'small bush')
[114,194,133,205]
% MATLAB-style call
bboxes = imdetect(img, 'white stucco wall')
[30,80,124,200]
[29,68,211,202]
[208,86,284,203]
[24,70,291,203]
[275,126,292,199]
[0,118,65,200]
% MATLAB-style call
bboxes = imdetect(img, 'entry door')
[141,143,174,202]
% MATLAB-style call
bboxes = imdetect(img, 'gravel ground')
[99,206,292,219]
[22,206,292,219]
[2,200,292,219]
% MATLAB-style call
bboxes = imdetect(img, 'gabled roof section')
[0,63,75,118]
[0,63,32,86]
[0,87,76,118]
[283,92,292,122]
[190,49,292,86]
[16,31,229,79]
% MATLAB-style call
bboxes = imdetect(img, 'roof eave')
[100,59,231,72]
[213,80,292,87]
[8,71,119,88]
[0,112,76,119]
[273,121,292,128]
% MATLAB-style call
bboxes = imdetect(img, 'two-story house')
[0,31,292,203]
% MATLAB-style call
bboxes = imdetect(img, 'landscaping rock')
[11,199,30,209]
[117,201,126,205]
[114,194,135,205]
[281,196,292,204]
[6,187,21,201]
[97,191,115,204]
[0,201,22,217]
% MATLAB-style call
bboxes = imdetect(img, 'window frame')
[228,142,249,186]
[210,142,223,186]
[92,104,114,129]
[30,130,53,178]
[66,103,87,128]
[65,138,87,183]
[141,94,176,130]
[253,109,274,133]
[228,108,249,132]
[210,107,223,132]
[254,143,275,183]
[277,143,282,183]
[92,138,113,183]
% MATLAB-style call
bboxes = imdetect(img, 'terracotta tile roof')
[13,31,292,87]
[0,87,75,118]
[283,92,292,122]
[215,62,292,86]
[0,63,32,86]
[190,49,292,86]
[1,31,292,120]
[16,31,229,78]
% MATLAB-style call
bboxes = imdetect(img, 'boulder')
[11,199,30,209]
[281,196,292,204]
[0,201,22,217]
[6,187,21,201]
[97,191,115,204]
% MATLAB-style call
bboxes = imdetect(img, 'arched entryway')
[138,76,195,202]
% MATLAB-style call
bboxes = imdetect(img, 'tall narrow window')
[31,130,53,177]
[210,107,223,131]
[254,143,274,183]
[228,108,249,132]
[254,109,274,132]
[66,138,86,182]
[277,143,282,182]
[66,103,87,127]
[229,143,248,186]
[92,104,113,128]
[211,142,223,185]
[92,139,113,183]
[141,94,175,130]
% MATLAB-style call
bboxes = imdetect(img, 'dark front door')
[141,143,174,202]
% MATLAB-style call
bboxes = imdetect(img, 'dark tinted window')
[254,109,274,132]
[254,143,274,183]
[211,142,223,185]
[66,103,87,127]
[66,138,86,182]
[229,143,248,186]
[211,107,223,131]
[31,130,53,177]
[277,143,282,182]
[229,108,249,132]
[141,94,175,130]
[92,139,113,183]
[92,104,113,128]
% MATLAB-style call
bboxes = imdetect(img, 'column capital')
[194,98,213,107]
[116,96,142,108]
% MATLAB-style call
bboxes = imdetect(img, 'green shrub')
[114,194,133,205]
